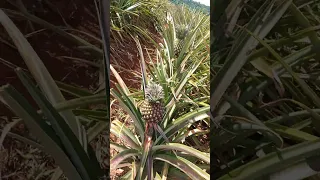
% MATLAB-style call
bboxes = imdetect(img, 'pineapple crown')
[145,82,164,102]
[176,24,189,40]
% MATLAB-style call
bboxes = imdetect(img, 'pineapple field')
[109,0,210,179]
[0,0,210,180]
[211,0,320,180]
[4,0,320,180]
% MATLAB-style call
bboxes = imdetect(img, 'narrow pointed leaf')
[152,143,210,163]
[154,154,209,180]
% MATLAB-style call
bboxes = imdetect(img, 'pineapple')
[140,82,165,124]
[176,25,188,40]
[174,39,184,57]
[174,24,189,56]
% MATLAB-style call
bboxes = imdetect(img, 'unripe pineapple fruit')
[174,24,189,56]
[176,24,189,40]
[140,101,165,123]
[140,82,165,123]
[174,39,184,56]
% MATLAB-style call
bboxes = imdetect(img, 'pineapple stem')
[147,152,153,180]
[143,122,154,180]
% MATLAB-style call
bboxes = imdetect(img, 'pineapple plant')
[139,82,165,124]
[211,0,320,180]
[174,24,189,56]
[110,4,210,180]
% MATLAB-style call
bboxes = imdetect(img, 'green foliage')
[109,3,210,179]
[0,0,211,179]
[0,8,110,179]
[110,0,166,46]
[211,0,320,179]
